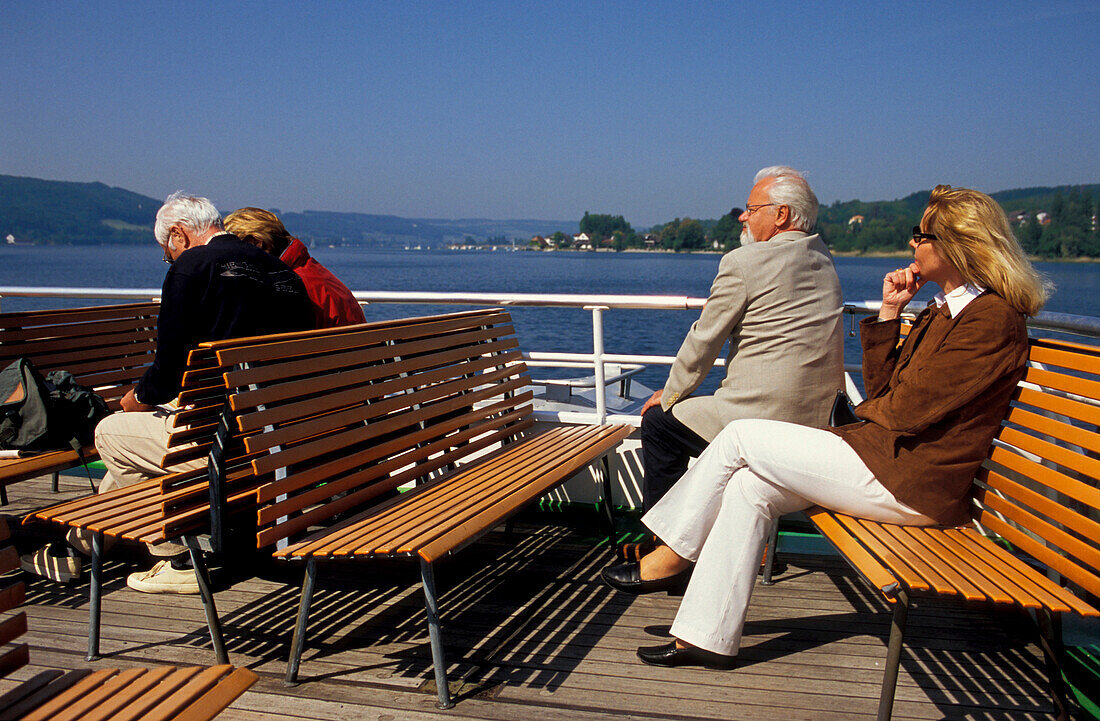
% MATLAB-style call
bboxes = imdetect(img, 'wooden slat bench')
[0,518,257,720]
[208,308,634,709]
[803,336,1100,721]
[0,303,159,500]
[23,312,456,662]
[25,308,633,706]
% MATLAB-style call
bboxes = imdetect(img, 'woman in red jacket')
[225,208,367,329]
[601,185,1050,668]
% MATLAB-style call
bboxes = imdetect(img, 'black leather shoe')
[600,561,691,595]
[636,641,736,669]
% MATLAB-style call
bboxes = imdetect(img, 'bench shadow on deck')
[5,475,1059,720]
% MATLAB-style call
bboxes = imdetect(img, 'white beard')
[740,227,756,244]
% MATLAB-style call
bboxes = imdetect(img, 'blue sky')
[2,1,1098,227]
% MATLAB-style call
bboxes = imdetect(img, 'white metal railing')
[2,286,1098,424]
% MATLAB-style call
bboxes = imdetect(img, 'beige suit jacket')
[662,231,845,441]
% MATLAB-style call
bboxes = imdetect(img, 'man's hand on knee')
[642,389,664,416]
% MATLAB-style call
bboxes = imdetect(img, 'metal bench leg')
[86,531,104,661]
[421,559,453,709]
[761,518,780,585]
[1035,609,1071,721]
[285,559,318,687]
[876,588,909,721]
[598,454,616,536]
[0,485,7,506]
[51,471,60,493]
[185,536,229,664]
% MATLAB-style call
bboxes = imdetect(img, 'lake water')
[1,245,1097,394]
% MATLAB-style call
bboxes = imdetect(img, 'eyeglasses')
[911,226,938,246]
[162,245,174,265]
[744,203,776,216]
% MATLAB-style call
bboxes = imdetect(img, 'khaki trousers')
[67,402,205,557]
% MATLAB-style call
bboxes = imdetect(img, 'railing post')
[585,305,609,425]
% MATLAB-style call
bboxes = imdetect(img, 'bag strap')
[68,437,98,494]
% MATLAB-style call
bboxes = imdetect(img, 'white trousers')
[642,419,934,656]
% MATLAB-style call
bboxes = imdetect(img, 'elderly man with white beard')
[619,166,844,560]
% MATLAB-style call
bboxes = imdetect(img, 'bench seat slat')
[275,424,632,562]
[804,508,899,597]
[930,528,1043,607]
[413,425,633,562]
[348,426,598,556]
[0,447,99,488]
[858,522,959,595]
[886,526,988,600]
[906,527,1018,603]
[969,508,1100,612]
[46,667,170,721]
[946,530,1076,613]
[835,517,930,592]
[30,479,163,524]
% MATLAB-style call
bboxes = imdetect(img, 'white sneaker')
[20,545,81,583]
[126,560,199,594]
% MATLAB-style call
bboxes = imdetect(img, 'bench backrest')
[972,337,1100,605]
[0,302,159,411]
[214,309,529,552]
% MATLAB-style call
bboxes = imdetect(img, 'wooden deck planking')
[1,473,1059,720]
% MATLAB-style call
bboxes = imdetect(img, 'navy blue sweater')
[136,234,313,405]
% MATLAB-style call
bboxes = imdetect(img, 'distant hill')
[815,184,1100,257]
[0,175,158,244]
[1,174,1095,256]
[0,175,576,247]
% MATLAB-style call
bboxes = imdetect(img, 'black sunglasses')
[911,226,938,246]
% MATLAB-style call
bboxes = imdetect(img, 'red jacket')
[281,238,366,329]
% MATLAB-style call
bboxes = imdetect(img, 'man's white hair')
[754,166,819,232]
[154,191,223,247]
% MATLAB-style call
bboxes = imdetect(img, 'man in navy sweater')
[22,192,313,591]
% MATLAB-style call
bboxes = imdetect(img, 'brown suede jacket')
[830,292,1029,526]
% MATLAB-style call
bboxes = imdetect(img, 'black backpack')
[0,358,112,455]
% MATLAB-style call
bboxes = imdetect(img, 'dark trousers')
[640,405,709,511]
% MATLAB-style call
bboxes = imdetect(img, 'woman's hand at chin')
[879,262,925,321]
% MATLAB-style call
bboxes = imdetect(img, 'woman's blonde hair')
[924,185,1051,316]
[224,207,293,256]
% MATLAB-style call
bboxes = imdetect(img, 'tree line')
[557,185,1100,258]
